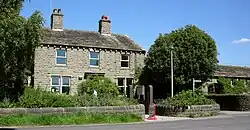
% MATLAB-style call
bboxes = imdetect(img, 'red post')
[146,104,157,120]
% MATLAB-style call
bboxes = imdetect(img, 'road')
[20,115,250,130]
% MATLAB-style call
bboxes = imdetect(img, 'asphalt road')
[20,115,250,130]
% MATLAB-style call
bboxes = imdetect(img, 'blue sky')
[20,0,250,66]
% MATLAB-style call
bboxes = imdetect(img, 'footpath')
[144,111,250,122]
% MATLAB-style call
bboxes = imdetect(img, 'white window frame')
[55,49,67,66]
[117,78,126,96]
[121,54,129,68]
[51,75,60,93]
[89,51,100,67]
[51,75,71,94]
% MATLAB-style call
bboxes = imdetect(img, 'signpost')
[193,78,202,91]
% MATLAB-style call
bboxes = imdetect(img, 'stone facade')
[34,46,145,94]
[33,8,146,95]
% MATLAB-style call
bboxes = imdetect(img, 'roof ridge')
[218,64,250,68]
[43,27,126,36]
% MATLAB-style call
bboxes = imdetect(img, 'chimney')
[98,15,111,34]
[51,9,64,31]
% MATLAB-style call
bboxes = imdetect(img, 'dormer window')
[56,49,66,65]
[121,54,129,68]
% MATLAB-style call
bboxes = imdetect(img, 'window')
[232,79,237,86]
[89,52,99,67]
[126,78,133,86]
[118,78,124,86]
[56,49,66,65]
[118,78,125,95]
[117,78,133,96]
[121,54,129,68]
[84,72,105,79]
[51,75,70,94]
[51,76,60,92]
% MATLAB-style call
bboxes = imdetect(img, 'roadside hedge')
[0,87,138,108]
[207,94,250,111]
[157,90,216,107]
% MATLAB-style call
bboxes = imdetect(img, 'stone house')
[34,9,146,95]
[212,65,250,85]
[206,65,250,93]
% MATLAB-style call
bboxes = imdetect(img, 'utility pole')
[171,45,174,97]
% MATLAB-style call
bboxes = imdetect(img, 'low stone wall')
[156,104,220,117]
[0,104,145,119]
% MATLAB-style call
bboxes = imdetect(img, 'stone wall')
[0,104,145,119]
[156,104,220,117]
[34,46,145,94]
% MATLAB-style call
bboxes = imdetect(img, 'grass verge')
[0,113,143,126]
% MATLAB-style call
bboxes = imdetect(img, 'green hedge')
[207,94,250,111]
[0,87,138,108]
[157,90,216,107]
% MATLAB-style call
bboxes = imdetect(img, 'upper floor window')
[121,54,129,68]
[56,49,66,65]
[89,52,99,67]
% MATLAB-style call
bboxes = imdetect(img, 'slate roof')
[214,65,250,78]
[41,28,145,53]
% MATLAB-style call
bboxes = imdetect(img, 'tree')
[0,0,44,100]
[141,25,218,98]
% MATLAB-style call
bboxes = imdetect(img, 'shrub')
[217,77,248,94]
[18,87,75,108]
[73,94,138,107]
[0,87,138,108]
[77,76,119,97]
[158,90,216,107]
[207,94,250,111]
[0,98,17,108]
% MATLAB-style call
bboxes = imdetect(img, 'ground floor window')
[84,72,105,80]
[51,75,71,94]
[117,78,133,97]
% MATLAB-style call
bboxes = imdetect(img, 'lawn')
[0,113,143,126]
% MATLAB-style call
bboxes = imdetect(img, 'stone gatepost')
[148,85,155,117]
[128,85,134,98]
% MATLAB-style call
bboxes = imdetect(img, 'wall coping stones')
[0,104,145,119]
[156,104,220,117]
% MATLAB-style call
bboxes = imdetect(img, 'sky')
[20,0,250,67]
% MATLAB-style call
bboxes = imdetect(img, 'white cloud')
[232,38,250,44]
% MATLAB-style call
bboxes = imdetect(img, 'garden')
[207,77,250,111]
[0,76,143,126]
[155,89,220,118]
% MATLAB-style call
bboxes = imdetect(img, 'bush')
[158,90,216,107]
[0,87,138,108]
[18,87,76,108]
[0,98,17,108]
[207,94,250,111]
[74,94,138,107]
[77,76,119,97]
[217,77,248,94]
